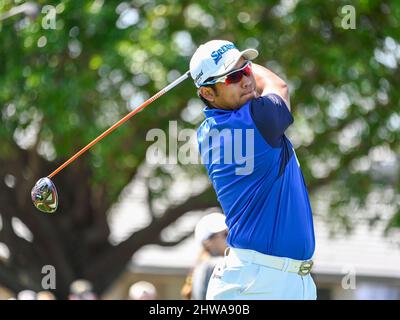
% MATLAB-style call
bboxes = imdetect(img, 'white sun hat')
[195,212,228,244]
[190,39,258,88]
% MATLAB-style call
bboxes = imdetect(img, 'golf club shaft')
[48,71,191,179]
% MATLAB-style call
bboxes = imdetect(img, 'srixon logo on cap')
[211,44,236,65]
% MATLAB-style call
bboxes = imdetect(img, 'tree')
[0,0,399,297]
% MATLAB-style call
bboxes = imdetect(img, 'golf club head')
[31,177,58,213]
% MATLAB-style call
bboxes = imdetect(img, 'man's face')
[203,229,228,256]
[200,57,258,110]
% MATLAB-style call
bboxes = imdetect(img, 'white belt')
[227,248,314,276]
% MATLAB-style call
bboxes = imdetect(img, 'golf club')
[31,71,191,213]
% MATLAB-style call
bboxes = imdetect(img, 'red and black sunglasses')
[201,61,252,86]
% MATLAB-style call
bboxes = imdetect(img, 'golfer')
[189,40,316,300]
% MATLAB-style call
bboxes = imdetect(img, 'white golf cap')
[129,281,157,300]
[190,40,258,88]
[195,212,227,244]
[17,290,37,300]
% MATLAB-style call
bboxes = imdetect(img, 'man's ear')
[199,86,216,103]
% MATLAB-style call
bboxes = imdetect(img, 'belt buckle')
[298,260,313,276]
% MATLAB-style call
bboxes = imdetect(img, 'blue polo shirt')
[197,94,315,260]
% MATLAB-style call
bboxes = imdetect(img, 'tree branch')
[151,231,194,247]
[84,185,219,292]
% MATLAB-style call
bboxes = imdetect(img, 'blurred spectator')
[17,290,37,300]
[128,281,157,300]
[68,279,98,300]
[0,287,15,300]
[181,212,228,300]
[36,290,56,300]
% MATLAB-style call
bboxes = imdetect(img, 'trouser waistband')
[227,247,314,276]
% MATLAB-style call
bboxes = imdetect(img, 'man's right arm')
[252,63,291,111]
